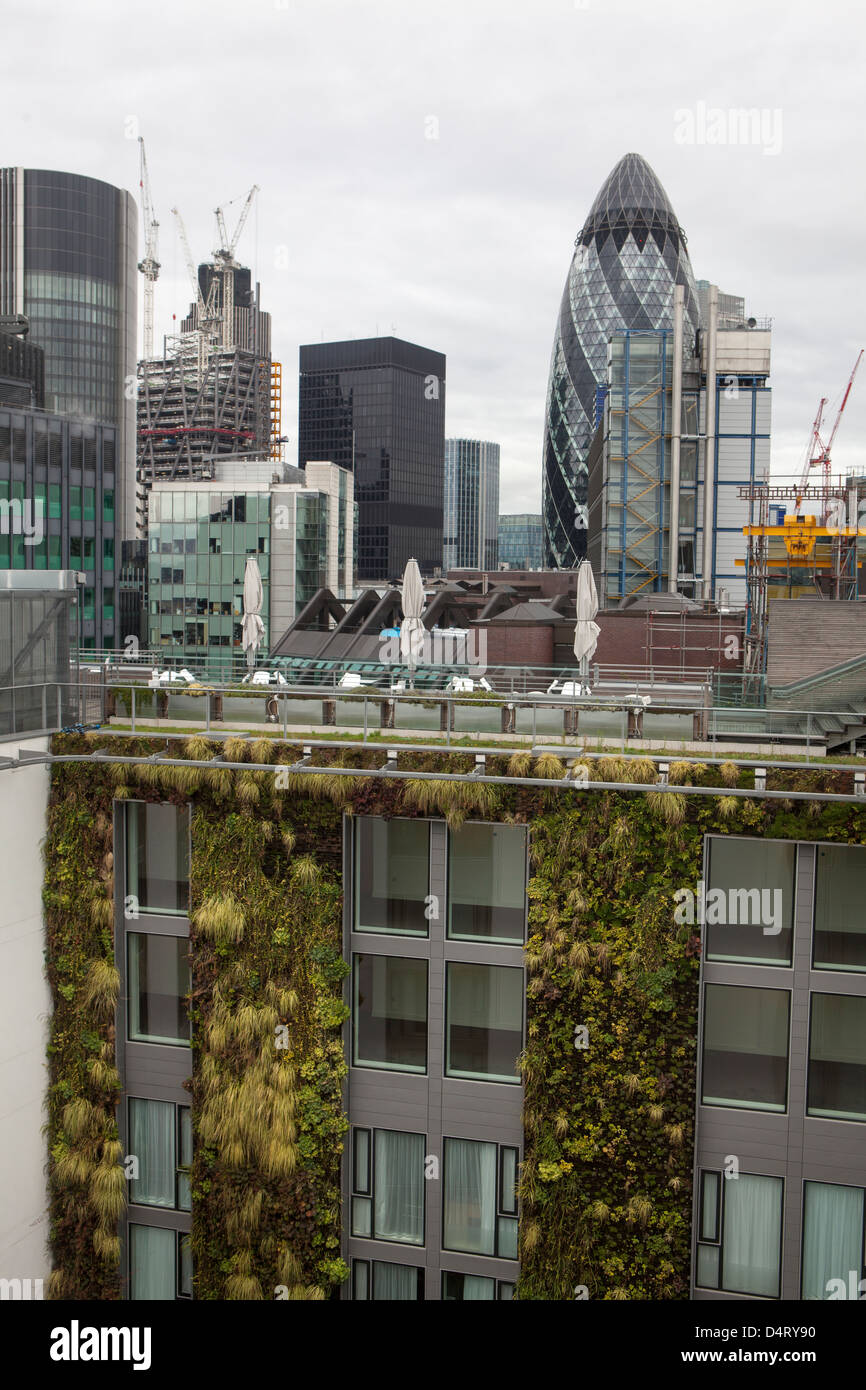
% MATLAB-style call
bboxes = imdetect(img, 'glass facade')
[497,513,543,571]
[298,337,445,581]
[443,438,500,571]
[0,168,137,542]
[147,489,270,656]
[542,153,700,568]
[0,407,117,648]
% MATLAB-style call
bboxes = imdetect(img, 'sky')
[4,0,865,513]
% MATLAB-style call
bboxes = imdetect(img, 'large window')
[701,984,789,1112]
[129,1225,192,1301]
[807,993,866,1121]
[128,1099,191,1210]
[355,818,429,936]
[447,823,526,943]
[442,1272,515,1300]
[813,845,866,973]
[125,801,190,915]
[442,1138,519,1258]
[128,934,191,1047]
[801,1182,866,1299]
[695,1171,783,1297]
[351,1259,424,1300]
[705,837,794,966]
[350,1127,425,1245]
[353,954,428,1073]
[445,963,523,1083]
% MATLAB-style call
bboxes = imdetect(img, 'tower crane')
[171,207,221,378]
[796,350,864,521]
[212,185,259,350]
[137,138,160,361]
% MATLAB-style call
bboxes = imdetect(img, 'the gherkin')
[542,153,701,569]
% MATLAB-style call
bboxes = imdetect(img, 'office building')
[497,514,543,571]
[587,286,771,605]
[0,398,117,649]
[542,153,700,569]
[0,168,137,541]
[298,337,445,582]
[443,438,500,571]
[147,458,354,660]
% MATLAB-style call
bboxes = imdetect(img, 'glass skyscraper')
[542,153,700,569]
[443,438,500,571]
[298,337,445,582]
[497,514,543,571]
[0,168,137,543]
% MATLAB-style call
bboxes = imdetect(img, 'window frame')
[441,1135,520,1261]
[694,1168,784,1299]
[350,1125,427,1248]
[127,1097,192,1211]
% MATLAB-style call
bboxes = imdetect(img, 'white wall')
[0,738,51,1285]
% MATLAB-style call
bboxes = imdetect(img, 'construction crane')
[796,350,863,520]
[213,185,259,350]
[170,206,221,376]
[137,138,160,361]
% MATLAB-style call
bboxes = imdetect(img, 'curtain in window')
[129,1225,175,1300]
[721,1174,782,1297]
[373,1261,419,1300]
[802,1182,864,1300]
[374,1130,425,1244]
[443,1138,497,1255]
[462,1274,495,1299]
[129,1099,174,1207]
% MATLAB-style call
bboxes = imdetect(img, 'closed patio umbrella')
[242,555,265,671]
[399,557,426,690]
[573,560,600,693]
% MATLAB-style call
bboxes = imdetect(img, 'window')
[351,1259,424,1300]
[350,1127,425,1245]
[447,823,526,943]
[128,1099,191,1210]
[445,962,523,1083]
[814,845,866,972]
[807,993,866,1121]
[695,1171,783,1298]
[352,954,427,1073]
[701,984,789,1112]
[801,1182,866,1299]
[128,934,190,1047]
[442,1138,519,1258]
[355,818,429,936]
[705,837,794,966]
[125,801,190,915]
[129,1225,192,1300]
[442,1271,494,1300]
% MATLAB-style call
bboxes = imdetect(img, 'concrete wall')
[0,737,51,1287]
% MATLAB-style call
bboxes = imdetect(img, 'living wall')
[42,734,866,1300]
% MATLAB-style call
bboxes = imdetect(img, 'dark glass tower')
[298,336,445,581]
[0,168,137,542]
[542,153,700,569]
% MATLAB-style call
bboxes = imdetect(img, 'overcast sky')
[4,0,865,512]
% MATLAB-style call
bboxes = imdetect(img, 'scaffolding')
[737,480,863,676]
[136,335,271,521]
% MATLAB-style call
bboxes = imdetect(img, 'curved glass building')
[542,153,700,568]
[0,168,137,541]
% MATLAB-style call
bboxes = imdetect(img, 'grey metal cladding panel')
[346,1237,425,1266]
[127,1204,191,1233]
[348,1072,429,1129]
[441,1086,523,1138]
[809,969,866,998]
[124,1042,192,1101]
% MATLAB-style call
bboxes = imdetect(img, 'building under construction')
[135,184,280,533]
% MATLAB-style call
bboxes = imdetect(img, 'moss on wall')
[43,734,866,1300]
